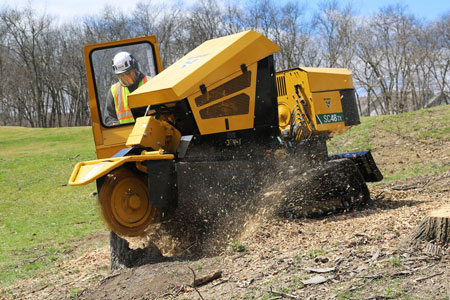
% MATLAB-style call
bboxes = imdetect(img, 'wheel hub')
[111,178,150,226]
[128,194,142,210]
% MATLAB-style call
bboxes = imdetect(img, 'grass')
[0,126,104,287]
[327,115,379,153]
[389,256,402,268]
[292,253,303,265]
[289,275,305,289]
[328,105,450,153]
[229,240,248,252]
[69,287,83,299]
[384,161,449,181]
[328,104,450,181]
[307,248,325,259]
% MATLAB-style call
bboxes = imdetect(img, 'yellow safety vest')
[110,76,148,124]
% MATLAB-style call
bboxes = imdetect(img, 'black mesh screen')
[195,72,251,107]
[199,93,250,119]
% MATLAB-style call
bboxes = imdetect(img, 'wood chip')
[391,270,413,277]
[193,270,222,287]
[302,275,330,285]
[414,271,444,282]
[304,267,336,273]
[269,287,301,299]
[370,249,381,261]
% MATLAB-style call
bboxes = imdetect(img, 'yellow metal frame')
[83,36,164,159]
[69,151,175,186]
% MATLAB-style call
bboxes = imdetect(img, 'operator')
[104,51,150,126]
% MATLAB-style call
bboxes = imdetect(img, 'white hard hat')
[112,51,138,74]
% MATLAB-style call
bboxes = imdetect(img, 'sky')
[1,0,449,23]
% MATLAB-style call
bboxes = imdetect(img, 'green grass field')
[0,104,448,288]
[0,127,103,287]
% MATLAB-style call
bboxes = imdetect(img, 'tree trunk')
[409,206,450,245]
[109,232,163,271]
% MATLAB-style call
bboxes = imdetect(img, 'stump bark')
[409,206,450,245]
[110,232,163,271]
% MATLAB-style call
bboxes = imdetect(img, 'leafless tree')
[314,0,356,68]
[1,7,56,127]
[131,1,185,67]
[426,12,450,105]
[355,5,420,114]
[0,0,448,127]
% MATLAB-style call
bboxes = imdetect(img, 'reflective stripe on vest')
[110,76,149,124]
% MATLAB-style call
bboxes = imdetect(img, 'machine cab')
[83,36,163,159]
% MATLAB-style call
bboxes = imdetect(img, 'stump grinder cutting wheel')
[98,168,160,237]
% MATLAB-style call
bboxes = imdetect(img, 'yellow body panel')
[311,91,346,131]
[127,30,280,107]
[186,63,258,135]
[126,116,181,152]
[302,68,352,132]
[94,126,137,158]
[69,151,175,186]
[299,67,353,92]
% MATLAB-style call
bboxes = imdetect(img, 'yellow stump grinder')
[69,31,382,244]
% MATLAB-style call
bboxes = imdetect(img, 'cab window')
[90,42,157,127]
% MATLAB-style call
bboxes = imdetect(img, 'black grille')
[199,93,250,119]
[195,72,251,107]
[276,75,287,96]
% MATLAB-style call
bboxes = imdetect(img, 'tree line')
[0,0,448,127]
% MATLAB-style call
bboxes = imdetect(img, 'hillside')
[1,105,449,299]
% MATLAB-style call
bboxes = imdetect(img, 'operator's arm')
[104,92,119,126]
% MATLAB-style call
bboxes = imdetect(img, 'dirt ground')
[2,119,449,300]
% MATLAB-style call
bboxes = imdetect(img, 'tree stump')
[110,232,163,271]
[409,206,450,246]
